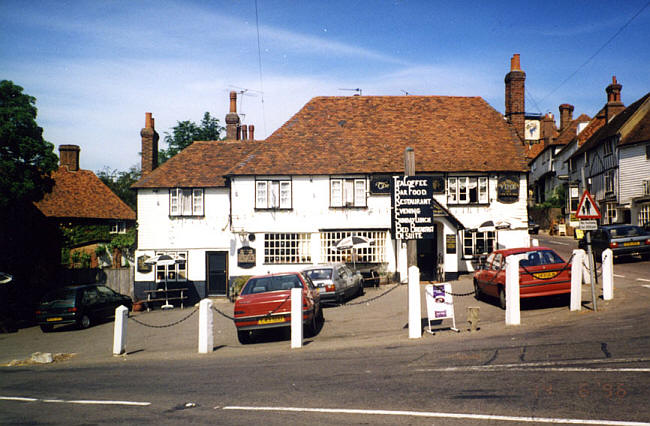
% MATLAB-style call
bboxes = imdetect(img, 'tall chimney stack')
[505,54,526,142]
[605,76,624,122]
[141,112,159,177]
[59,144,80,171]
[226,91,241,140]
[559,104,574,132]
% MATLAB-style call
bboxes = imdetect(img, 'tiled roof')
[574,93,650,156]
[132,140,258,188]
[228,96,528,175]
[527,114,591,164]
[35,167,135,220]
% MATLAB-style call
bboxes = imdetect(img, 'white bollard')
[505,255,522,325]
[198,299,214,354]
[113,305,128,355]
[531,238,539,247]
[291,287,303,348]
[570,249,585,311]
[602,249,614,300]
[408,265,421,339]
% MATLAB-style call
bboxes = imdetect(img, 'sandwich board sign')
[424,283,459,334]
[575,190,601,220]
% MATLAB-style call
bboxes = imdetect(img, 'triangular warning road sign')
[575,190,601,219]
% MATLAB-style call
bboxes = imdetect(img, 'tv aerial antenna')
[400,90,411,96]
[227,85,263,121]
[338,88,362,96]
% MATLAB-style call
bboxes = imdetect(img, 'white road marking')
[614,274,625,278]
[223,406,650,425]
[414,357,650,373]
[544,240,570,246]
[637,278,650,283]
[0,396,150,406]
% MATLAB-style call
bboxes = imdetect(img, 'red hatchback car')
[233,272,323,344]
[473,246,572,309]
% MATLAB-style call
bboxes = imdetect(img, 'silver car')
[302,263,364,304]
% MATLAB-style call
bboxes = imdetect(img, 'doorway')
[206,251,228,296]
[417,236,438,282]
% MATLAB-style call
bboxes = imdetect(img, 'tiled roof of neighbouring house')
[227,95,529,176]
[35,167,135,220]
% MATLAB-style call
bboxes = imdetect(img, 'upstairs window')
[330,178,366,207]
[604,170,615,194]
[256,180,292,209]
[170,188,204,216]
[604,140,613,156]
[448,176,488,204]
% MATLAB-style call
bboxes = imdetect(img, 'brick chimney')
[248,124,255,140]
[542,113,556,149]
[225,91,241,140]
[59,144,80,171]
[605,76,624,122]
[505,54,526,142]
[140,112,159,177]
[241,124,248,140]
[559,104,574,132]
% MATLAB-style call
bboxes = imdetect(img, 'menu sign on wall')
[391,176,435,240]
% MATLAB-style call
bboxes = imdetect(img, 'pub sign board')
[370,175,392,195]
[237,246,256,269]
[497,174,520,203]
[391,176,435,240]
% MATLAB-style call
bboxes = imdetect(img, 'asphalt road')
[1,232,649,425]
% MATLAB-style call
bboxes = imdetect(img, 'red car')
[233,272,323,344]
[473,247,572,309]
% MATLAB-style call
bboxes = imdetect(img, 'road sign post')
[577,170,601,311]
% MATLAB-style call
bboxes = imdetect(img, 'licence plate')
[258,316,284,325]
[623,241,640,246]
[46,317,62,322]
[533,271,557,279]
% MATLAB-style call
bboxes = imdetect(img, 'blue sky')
[2,0,649,173]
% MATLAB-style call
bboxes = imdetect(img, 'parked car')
[233,272,322,344]
[579,224,650,262]
[473,247,571,309]
[527,217,540,235]
[35,284,132,332]
[302,263,364,304]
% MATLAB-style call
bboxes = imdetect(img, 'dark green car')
[35,284,132,332]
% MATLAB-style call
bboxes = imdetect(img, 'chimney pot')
[229,91,237,113]
[241,124,248,140]
[510,54,521,71]
[145,112,153,128]
[248,124,255,140]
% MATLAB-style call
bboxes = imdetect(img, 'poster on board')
[424,283,459,333]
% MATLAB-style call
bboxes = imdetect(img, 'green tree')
[97,165,140,210]
[159,112,224,163]
[0,80,58,207]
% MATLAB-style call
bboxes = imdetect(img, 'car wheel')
[498,287,506,310]
[305,310,318,337]
[40,324,53,333]
[78,314,91,329]
[357,283,364,297]
[316,305,324,324]
[237,329,253,344]
[473,279,482,300]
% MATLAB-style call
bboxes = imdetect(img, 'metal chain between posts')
[344,283,401,305]
[128,308,198,328]
[214,293,292,320]
[212,305,234,321]
[432,284,477,298]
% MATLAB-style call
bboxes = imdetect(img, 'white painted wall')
[619,144,650,205]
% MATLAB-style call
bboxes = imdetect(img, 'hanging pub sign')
[237,246,256,269]
[137,255,152,273]
[497,174,520,203]
[391,176,435,240]
[431,176,445,194]
[370,175,392,195]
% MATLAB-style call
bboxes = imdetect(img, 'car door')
[81,287,102,320]
[338,266,351,296]
[483,253,503,297]
[95,286,118,319]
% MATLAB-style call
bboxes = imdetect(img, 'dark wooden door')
[206,251,228,296]
[417,237,437,281]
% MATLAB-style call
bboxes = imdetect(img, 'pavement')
[1,267,642,367]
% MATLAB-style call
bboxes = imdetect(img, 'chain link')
[344,283,401,305]
[128,308,198,328]
[519,252,575,281]
[430,284,477,298]
[212,305,235,321]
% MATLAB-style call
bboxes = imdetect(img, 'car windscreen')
[40,288,76,307]
[304,268,333,281]
[241,275,303,295]
[519,250,564,267]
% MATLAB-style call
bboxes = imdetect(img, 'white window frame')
[264,233,311,264]
[605,203,617,224]
[154,251,187,282]
[170,188,204,217]
[330,178,366,207]
[638,204,650,228]
[256,179,292,209]
[448,176,489,204]
[604,170,615,194]
[321,230,386,263]
[462,231,495,258]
